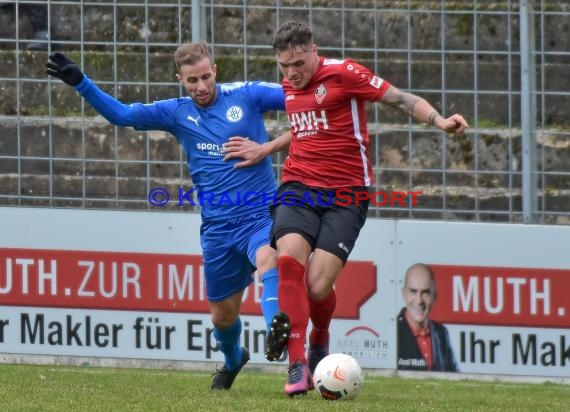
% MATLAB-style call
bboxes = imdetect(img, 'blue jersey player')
[46,42,291,390]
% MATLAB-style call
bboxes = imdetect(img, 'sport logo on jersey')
[226,106,244,122]
[369,76,384,89]
[187,114,200,126]
[315,84,327,105]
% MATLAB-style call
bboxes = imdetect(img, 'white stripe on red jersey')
[282,57,391,188]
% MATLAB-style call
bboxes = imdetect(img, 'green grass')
[0,363,568,411]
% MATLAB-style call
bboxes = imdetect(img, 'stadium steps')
[1,114,569,223]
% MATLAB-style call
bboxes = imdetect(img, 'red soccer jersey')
[282,57,391,188]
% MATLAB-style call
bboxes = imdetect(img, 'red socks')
[278,255,308,364]
[278,256,337,362]
[309,289,336,345]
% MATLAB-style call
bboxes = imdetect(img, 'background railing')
[1,0,568,224]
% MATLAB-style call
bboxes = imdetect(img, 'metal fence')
[0,0,569,224]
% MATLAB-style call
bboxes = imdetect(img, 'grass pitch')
[0,363,568,411]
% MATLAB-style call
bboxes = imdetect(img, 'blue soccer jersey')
[76,78,285,220]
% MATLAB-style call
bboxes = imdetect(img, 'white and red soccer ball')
[312,353,364,400]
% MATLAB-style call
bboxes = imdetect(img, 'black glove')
[46,52,84,86]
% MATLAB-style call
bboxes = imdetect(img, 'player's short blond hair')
[174,41,213,72]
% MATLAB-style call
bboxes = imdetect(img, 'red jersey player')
[224,20,468,397]
[281,58,390,188]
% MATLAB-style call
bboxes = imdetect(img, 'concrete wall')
[1,2,569,223]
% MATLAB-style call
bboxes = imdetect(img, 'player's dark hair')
[174,41,213,72]
[272,21,313,53]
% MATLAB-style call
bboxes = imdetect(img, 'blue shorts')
[200,210,272,302]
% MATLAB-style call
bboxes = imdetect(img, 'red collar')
[404,310,430,337]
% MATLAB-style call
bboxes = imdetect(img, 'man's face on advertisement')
[402,265,436,329]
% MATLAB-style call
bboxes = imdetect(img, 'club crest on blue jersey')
[226,106,244,122]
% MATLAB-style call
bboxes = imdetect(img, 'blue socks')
[260,268,279,330]
[213,317,243,371]
[212,267,279,370]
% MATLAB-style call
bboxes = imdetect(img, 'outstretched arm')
[380,85,469,134]
[222,130,292,169]
[46,52,137,127]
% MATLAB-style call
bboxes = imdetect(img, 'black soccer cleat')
[211,347,250,390]
[265,311,291,361]
[307,339,329,375]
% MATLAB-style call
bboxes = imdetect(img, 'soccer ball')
[312,353,364,400]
